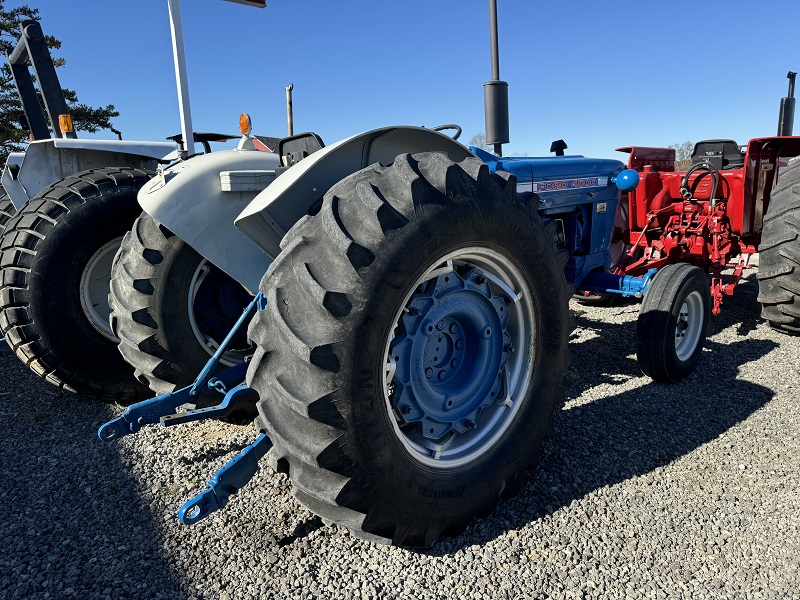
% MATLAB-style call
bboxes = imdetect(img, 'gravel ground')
[1,263,798,599]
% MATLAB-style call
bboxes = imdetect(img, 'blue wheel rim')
[382,247,537,468]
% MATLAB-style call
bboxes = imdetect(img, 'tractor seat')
[691,139,744,170]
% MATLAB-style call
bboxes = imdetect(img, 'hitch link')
[97,293,263,441]
[96,292,274,525]
[97,362,248,441]
[179,433,273,525]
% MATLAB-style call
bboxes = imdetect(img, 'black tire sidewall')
[148,234,215,385]
[28,189,144,384]
[639,265,711,382]
[344,200,566,530]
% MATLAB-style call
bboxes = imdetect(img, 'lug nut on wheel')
[425,367,433,378]
[438,370,447,380]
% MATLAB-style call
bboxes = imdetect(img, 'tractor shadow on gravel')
[430,273,778,554]
[0,353,185,598]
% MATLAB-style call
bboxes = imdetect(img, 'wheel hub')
[389,269,512,440]
[189,261,253,366]
[674,291,703,362]
[79,236,123,342]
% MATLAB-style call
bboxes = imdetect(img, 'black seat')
[691,139,744,170]
[278,132,325,167]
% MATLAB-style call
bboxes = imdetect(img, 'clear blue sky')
[13,0,800,160]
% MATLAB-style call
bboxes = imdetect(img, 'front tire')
[0,168,152,401]
[246,152,572,546]
[758,156,800,334]
[110,213,253,394]
[637,263,711,383]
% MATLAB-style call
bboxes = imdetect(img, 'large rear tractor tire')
[758,156,800,334]
[637,263,711,383]
[246,152,573,547]
[110,212,253,395]
[0,168,153,401]
[0,192,15,236]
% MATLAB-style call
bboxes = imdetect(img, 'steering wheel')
[431,124,462,141]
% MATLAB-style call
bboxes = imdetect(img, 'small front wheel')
[636,263,711,383]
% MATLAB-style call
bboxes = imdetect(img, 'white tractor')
[0,2,273,402]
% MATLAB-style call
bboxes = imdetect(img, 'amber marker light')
[239,113,252,136]
[58,113,74,134]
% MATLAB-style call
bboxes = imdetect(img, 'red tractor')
[603,73,800,380]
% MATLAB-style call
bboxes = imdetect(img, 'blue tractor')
[101,123,647,548]
[97,3,672,547]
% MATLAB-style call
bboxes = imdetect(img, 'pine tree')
[0,2,119,165]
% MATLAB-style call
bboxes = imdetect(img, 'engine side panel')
[475,148,626,287]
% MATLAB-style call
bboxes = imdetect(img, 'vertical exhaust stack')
[285,83,294,137]
[483,0,509,156]
[778,71,796,136]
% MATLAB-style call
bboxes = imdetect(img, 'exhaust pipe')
[483,0,509,156]
[778,71,796,136]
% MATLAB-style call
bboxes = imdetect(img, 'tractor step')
[179,432,273,525]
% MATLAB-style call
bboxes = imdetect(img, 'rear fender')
[235,126,475,257]
[2,138,179,210]
[138,148,281,292]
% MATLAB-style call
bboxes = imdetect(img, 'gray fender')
[235,126,476,257]
[1,138,179,210]
[138,148,280,292]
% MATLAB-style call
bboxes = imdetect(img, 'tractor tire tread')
[247,152,572,546]
[109,212,253,406]
[759,157,800,334]
[0,167,153,401]
[109,213,188,394]
[0,193,15,235]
